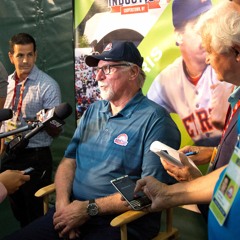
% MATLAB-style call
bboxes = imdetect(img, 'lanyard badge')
[5,115,21,143]
[5,78,27,143]
[209,143,240,226]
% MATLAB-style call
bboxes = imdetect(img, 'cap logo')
[114,133,128,146]
[103,43,113,52]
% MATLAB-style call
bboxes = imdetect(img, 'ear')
[8,52,14,64]
[129,65,139,80]
[234,45,240,62]
[34,51,37,62]
[174,31,183,46]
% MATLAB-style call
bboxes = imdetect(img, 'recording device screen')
[111,175,151,210]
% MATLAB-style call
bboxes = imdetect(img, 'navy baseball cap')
[172,0,212,29]
[85,41,143,68]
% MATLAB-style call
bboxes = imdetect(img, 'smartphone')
[23,167,35,175]
[111,175,151,210]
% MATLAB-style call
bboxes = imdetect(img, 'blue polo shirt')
[65,90,180,200]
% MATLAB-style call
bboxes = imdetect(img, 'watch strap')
[87,199,99,216]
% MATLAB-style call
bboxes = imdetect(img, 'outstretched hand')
[179,145,214,165]
[161,152,202,182]
[0,170,30,194]
[134,176,171,212]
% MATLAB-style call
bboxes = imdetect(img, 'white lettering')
[142,46,163,73]
[123,7,141,13]
[109,0,153,7]
[49,120,62,128]
[150,47,162,61]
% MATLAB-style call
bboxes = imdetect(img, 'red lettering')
[182,109,214,140]
[196,109,213,132]
[182,114,198,138]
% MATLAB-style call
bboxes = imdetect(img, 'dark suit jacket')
[212,106,239,170]
[198,105,239,221]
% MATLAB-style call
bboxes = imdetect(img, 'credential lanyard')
[221,100,240,143]
[208,100,240,173]
[12,77,27,121]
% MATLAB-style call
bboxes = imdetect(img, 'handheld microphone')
[0,109,13,122]
[0,123,38,139]
[0,101,73,139]
[24,102,73,140]
[1,103,73,164]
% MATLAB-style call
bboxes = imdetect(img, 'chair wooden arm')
[35,183,55,214]
[111,210,148,227]
[110,210,147,240]
[110,208,178,240]
[35,183,55,197]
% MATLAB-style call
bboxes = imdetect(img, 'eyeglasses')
[93,63,130,76]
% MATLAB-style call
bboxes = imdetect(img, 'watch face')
[87,203,98,216]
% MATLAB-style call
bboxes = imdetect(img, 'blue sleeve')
[64,118,83,159]
[141,114,181,185]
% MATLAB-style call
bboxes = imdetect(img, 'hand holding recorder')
[0,170,30,195]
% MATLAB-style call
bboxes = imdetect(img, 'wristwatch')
[87,199,99,216]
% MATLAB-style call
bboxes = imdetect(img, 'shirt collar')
[229,86,240,108]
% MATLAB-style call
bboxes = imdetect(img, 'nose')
[22,55,28,63]
[205,54,210,65]
[95,70,105,81]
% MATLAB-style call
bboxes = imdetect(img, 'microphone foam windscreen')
[0,109,13,121]
[54,103,73,120]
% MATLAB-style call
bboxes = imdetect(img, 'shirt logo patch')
[114,133,128,146]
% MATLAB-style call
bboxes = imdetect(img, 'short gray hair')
[137,67,146,89]
[196,1,240,54]
[123,62,146,88]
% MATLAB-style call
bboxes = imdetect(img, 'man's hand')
[134,176,170,212]
[161,153,202,182]
[36,109,62,137]
[0,170,30,194]
[179,145,214,165]
[53,200,90,239]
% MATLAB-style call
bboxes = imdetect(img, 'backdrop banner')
[73,0,219,147]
